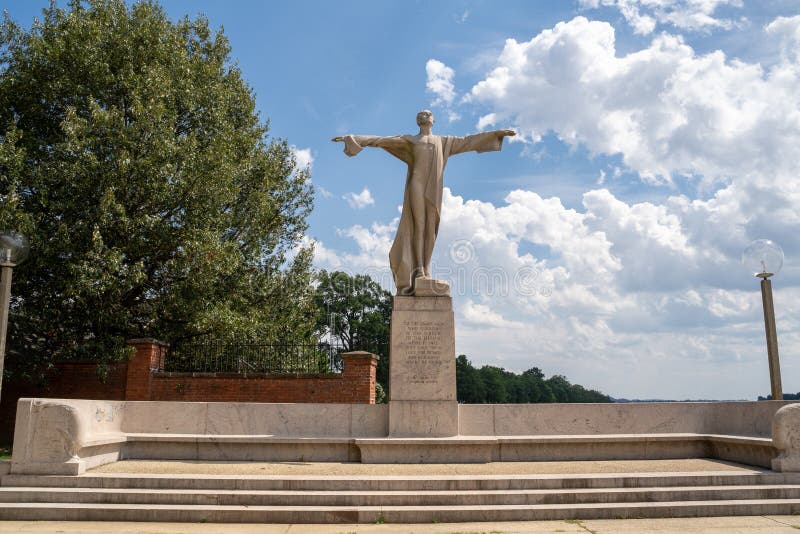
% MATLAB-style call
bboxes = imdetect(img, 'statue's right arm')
[331,135,406,147]
[332,135,410,158]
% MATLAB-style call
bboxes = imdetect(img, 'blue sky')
[6,1,800,400]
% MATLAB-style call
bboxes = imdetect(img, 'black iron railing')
[162,341,346,374]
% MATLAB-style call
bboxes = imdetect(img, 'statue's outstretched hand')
[499,129,516,137]
[332,136,345,142]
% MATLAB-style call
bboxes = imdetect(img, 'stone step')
[5,471,798,491]
[0,485,799,506]
[1,499,800,522]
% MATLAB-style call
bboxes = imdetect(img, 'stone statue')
[333,110,515,296]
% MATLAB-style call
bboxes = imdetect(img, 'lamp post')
[0,232,30,401]
[742,239,784,400]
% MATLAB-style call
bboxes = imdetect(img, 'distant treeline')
[758,393,800,401]
[455,355,613,404]
[614,398,741,403]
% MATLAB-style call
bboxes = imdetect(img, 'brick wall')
[341,351,379,404]
[0,341,378,442]
[125,338,168,401]
[148,352,378,403]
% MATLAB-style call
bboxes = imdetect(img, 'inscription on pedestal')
[402,319,446,385]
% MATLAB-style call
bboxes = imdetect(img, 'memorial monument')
[5,113,800,522]
[333,111,515,436]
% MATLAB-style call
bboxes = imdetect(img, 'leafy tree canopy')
[0,0,314,380]
[313,270,392,391]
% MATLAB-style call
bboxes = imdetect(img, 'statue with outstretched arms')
[333,110,515,296]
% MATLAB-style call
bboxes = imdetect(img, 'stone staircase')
[1,467,800,522]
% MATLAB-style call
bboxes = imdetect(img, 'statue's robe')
[343,131,506,295]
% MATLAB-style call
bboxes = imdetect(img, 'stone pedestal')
[388,280,458,437]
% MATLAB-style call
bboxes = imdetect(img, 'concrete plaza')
[1,516,799,533]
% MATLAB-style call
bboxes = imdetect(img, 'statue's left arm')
[447,129,516,156]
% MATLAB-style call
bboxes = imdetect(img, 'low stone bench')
[354,434,775,466]
[9,397,800,475]
[10,398,387,474]
[17,427,774,472]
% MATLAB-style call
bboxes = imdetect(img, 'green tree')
[521,367,555,403]
[455,356,612,404]
[545,375,572,403]
[455,354,485,403]
[313,270,392,391]
[0,0,314,380]
[478,366,509,404]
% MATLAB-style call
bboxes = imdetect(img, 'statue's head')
[416,110,435,127]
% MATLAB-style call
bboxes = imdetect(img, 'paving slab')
[1,517,800,533]
[584,515,800,533]
[90,458,754,476]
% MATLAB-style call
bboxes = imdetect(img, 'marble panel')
[121,401,208,434]
[458,404,495,436]
[349,404,389,437]
[389,400,458,437]
[204,402,352,437]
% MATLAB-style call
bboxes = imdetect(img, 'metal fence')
[162,341,346,374]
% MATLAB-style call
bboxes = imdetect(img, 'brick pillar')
[125,338,168,401]
[341,351,380,404]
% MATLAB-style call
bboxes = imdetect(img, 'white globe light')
[742,239,784,277]
[0,232,29,266]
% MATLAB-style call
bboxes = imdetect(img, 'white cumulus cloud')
[766,15,800,63]
[476,113,497,131]
[426,59,461,122]
[426,59,457,105]
[342,187,375,209]
[579,0,744,35]
[468,16,800,187]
